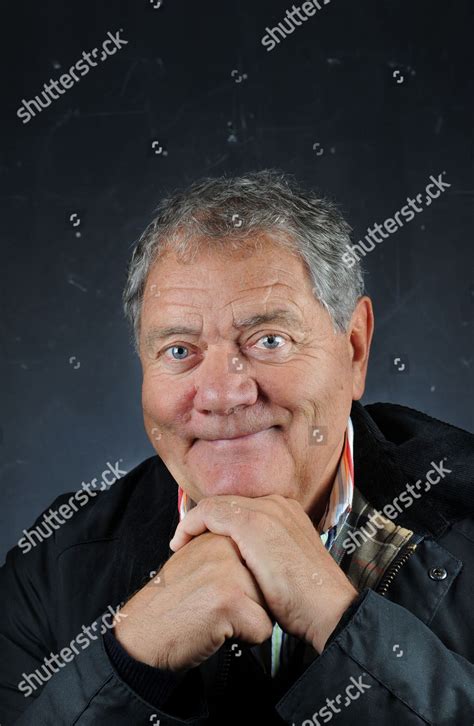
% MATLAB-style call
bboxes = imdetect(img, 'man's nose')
[192,345,258,415]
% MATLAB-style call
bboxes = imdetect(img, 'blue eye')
[169,345,189,360]
[259,334,284,349]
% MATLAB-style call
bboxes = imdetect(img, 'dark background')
[0,0,473,562]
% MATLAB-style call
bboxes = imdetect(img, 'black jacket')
[1,400,474,725]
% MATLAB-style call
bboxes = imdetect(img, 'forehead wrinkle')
[143,274,310,345]
[227,280,304,320]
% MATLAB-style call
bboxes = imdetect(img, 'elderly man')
[1,170,473,725]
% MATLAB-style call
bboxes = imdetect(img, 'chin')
[193,463,288,499]
[185,427,292,498]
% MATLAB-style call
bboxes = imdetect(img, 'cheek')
[141,371,171,422]
[275,352,351,428]
[272,359,331,407]
[141,373,156,414]
[142,373,194,429]
[304,346,351,396]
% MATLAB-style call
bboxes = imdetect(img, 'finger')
[170,496,245,551]
[169,508,225,551]
[169,507,205,552]
[169,532,198,550]
[169,518,208,551]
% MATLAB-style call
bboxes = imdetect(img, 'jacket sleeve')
[0,534,209,725]
[102,628,208,719]
[275,588,474,724]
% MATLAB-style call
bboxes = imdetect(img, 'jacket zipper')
[376,534,422,597]
[214,641,233,700]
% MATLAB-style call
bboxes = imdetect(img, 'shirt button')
[428,566,448,581]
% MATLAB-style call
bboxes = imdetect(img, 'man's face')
[139,236,373,520]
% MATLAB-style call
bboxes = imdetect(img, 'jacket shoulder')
[364,401,473,443]
[361,401,474,525]
[18,455,176,556]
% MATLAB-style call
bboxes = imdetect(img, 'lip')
[193,426,276,447]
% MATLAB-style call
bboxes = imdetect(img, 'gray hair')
[122,169,365,353]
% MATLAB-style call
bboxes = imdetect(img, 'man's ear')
[348,296,374,401]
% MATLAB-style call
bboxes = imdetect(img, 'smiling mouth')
[192,426,278,447]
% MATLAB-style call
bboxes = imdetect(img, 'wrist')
[308,585,358,654]
[114,611,170,669]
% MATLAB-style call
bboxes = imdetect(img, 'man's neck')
[305,433,346,532]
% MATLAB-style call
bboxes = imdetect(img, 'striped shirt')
[176,416,354,678]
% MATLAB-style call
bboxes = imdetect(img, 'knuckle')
[267,493,286,507]
[212,585,242,616]
[273,493,287,503]
[196,496,212,513]
[252,617,274,644]
[214,534,238,556]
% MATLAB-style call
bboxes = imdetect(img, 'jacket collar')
[350,400,470,537]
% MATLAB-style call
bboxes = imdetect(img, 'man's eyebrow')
[232,309,303,330]
[143,309,303,349]
[144,325,201,348]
